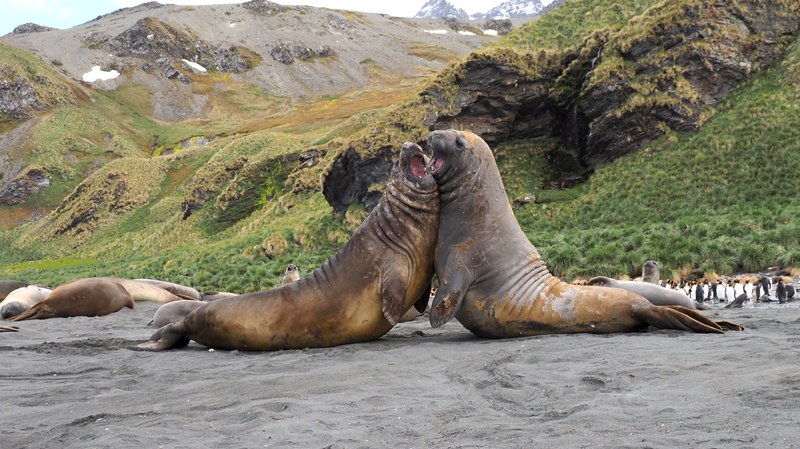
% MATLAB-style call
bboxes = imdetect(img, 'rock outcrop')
[11,23,55,35]
[269,42,335,65]
[321,0,800,211]
[0,167,50,205]
[0,76,44,120]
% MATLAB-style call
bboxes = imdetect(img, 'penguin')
[786,283,796,300]
[776,279,786,303]
[695,280,705,304]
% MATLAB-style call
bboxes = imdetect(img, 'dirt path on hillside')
[2,303,799,448]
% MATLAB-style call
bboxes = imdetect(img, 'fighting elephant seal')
[8,278,134,321]
[641,261,660,284]
[587,276,697,309]
[0,285,53,319]
[140,142,439,351]
[425,129,742,336]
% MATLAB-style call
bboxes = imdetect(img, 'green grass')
[2,0,799,291]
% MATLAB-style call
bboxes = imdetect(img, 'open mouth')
[410,154,427,178]
[427,156,444,175]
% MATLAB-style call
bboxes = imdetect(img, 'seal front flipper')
[381,270,412,326]
[137,321,191,351]
[429,263,472,328]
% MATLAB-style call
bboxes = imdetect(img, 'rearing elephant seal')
[425,130,742,336]
[587,276,696,309]
[641,261,660,284]
[282,264,300,284]
[9,278,134,321]
[140,142,439,351]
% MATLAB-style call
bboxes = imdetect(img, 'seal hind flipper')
[633,304,724,333]
[7,303,51,321]
[138,322,191,351]
[0,325,19,332]
[664,306,743,331]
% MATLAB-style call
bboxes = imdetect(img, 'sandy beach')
[2,302,799,448]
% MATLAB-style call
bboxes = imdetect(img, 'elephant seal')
[8,278,134,321]
[140,142,439,351]
[201,291,238,301]
[282,264,300,284]
[92,278,184,303]
[425,129,742,336]
[1,280,30,301]
[150,300,206,327]
[133,279,201,301]
[725,293,749,309]
[641,261,660,284]
[587,276,696,309]
[0,285,53,319]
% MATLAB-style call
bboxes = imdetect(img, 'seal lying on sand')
[8,278,134,321]
[587,277,697,309]
[134,279,201,301]
[140,142,439,351]
[201,291,238,301]
[150,300,205,328]
[0,285,53,319]
[425,129,742,336]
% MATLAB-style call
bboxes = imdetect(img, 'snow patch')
[182,59,207,72]
[483,29,498,36]
[81,66,120,82]
[424,29,448,34]
[458,30,476,36]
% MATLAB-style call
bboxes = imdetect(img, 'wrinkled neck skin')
[435,149,565,330]
[373,178,439,262]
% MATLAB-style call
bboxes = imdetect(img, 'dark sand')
[2,302,799,448]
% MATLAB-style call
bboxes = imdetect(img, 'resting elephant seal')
[150,300,206,328]
[1,280,30,301]
[91,278,184,303]
[425,129,742,336]
[140,142,439,351]
[134,279,202,301]
[201,291,238,301]
[641,261,660,284]
[0,285,53,319]
[587,276,697,309]
[8,278,134,321]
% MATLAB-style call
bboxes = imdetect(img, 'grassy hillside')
[1,0,799,290]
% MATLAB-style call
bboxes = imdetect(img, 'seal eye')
[456,136,467,149]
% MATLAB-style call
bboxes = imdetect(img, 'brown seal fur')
[139,142,438,351]
[425,130,742,337]
[8,278,134,321]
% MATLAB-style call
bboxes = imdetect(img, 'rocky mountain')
[414,0,469,20]
[483,0,551,19]
[3,0,489,121]
[0,0,494,214]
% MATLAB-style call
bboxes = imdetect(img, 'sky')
[0,0,506,36]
